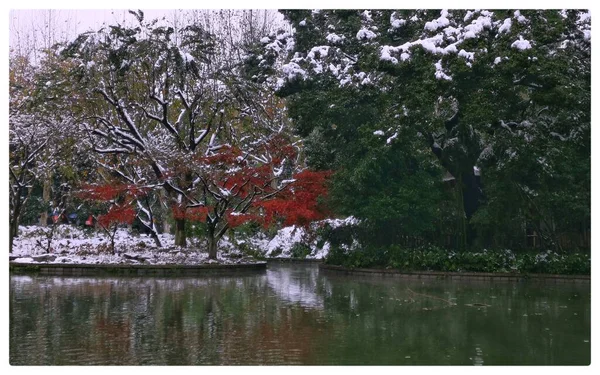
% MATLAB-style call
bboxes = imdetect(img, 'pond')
[10,263,590,365]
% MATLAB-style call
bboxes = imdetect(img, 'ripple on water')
[9,264,591,365]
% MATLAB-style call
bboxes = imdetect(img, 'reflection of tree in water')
[9,269,591,365]
[93,313,131,362]
[146,273,333,365]
[265,265,324,308]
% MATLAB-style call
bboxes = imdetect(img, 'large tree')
[9,47,84,253]
[269,9,590,249]
[58,11,323,258]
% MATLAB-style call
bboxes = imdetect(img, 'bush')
[325,244,590,275]
[290,242,312,259]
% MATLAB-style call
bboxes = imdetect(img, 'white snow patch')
[584,30,591,40]
[577,11,591,25]
[498,18,512,34]
[511,36,532,50]
[434,59,452,81]
[356,28,377,40]
[326,33,345,44]
[181,52,194,64]
[444,43,458,54]
[307,45,329,59]
[458,49,475,61]
[514,10,528,24]
[266,225,305,257]
[281,62,307,81]
[386,132,398,144]
[463,14,493,40]
[424,9,450,31]
[391,17,406,29]
[380,46,399,64]
[464,10,475,22]
[264,217,359,259]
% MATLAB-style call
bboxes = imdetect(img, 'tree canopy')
[269,9,590,250]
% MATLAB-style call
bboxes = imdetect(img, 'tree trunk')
[459,172,483,248]
[9,193,22,253]
[208,235,218,260]
[110,234,116,255]
[207,223,219,259]
[138,219,163,248]
[174,218,187,247]
[163,220,171,235]
[9,229,15,255]
[150,229,162,248]
[9,219,18,254]
[40,176,51,226]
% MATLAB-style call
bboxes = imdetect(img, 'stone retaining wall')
[319,264,590,283]
[266,258,323,263]
[9,261,267,277]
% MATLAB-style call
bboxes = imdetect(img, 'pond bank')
[266,258,323,263]
[9,261,266,277]
[319,264,590,283]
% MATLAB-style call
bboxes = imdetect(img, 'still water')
[10,264,590,365]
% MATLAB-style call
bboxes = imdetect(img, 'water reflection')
[10,265,590,365]
[265,265,324,308]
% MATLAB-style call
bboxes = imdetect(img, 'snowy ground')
[9,218,357,266]
[10,225,251,266]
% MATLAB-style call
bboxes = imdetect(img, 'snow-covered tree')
[58,11,322,258]
[9,48,82,253]
[270,9,590,249]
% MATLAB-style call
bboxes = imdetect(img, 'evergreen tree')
[270,9,590,250]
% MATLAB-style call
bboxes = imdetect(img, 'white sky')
[8,9,245,52]
[6,1,596,50]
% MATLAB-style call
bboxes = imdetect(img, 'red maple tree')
[78,183,143,254]
[170,134,331,258]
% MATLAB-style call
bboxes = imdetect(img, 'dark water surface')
[10,264,590,365]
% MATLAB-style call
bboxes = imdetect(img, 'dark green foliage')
[274,9,590,253]
[290,242,312,259]
[329,139,445,245]
[326,245,590,275]
[20,188,48,225]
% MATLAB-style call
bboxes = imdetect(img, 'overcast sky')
[8,9,191,50]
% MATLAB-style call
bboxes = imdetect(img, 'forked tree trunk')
[110,231,117,255]
[174,218,187,247]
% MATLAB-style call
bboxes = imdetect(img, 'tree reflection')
[9,268,590,365]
